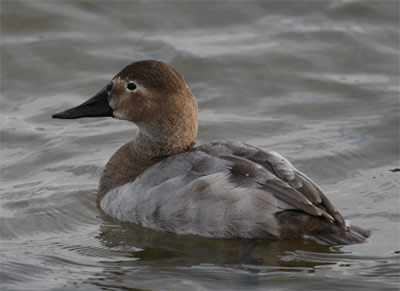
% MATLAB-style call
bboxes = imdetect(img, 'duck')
[52,60,370,245]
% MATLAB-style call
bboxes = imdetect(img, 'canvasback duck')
[53,60,370,245]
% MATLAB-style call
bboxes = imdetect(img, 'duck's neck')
[98,129,196,201]
[98,89,198,200]
[133,129,196,160]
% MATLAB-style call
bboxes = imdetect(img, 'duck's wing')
[196,141,347,230]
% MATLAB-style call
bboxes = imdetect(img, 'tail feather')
[276,210,370,245]
[306,224,370,245]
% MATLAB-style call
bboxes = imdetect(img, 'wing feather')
[198,141,346,230]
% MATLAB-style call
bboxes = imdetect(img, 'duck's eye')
[127,82,137,91]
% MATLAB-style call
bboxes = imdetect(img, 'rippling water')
[1,1,399,290]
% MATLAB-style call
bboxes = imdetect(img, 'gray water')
[1,1,399,290]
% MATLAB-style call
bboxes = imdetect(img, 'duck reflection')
[96,210,340,268]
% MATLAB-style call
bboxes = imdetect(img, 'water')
[1,1,399,290]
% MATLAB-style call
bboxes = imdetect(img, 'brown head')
[52,60,199,155]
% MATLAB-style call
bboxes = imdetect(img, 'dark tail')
[276,210,370,246]
[307,224,370,245]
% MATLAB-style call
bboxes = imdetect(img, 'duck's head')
[53,60,198,144]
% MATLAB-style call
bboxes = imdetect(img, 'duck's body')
[53,60,369,245]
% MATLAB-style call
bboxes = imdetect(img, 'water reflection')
[97,212,338,269]
[94,213,349,289]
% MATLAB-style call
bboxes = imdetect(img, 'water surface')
[1,1,399,290]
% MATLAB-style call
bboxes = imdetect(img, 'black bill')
[52,86,113,119]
